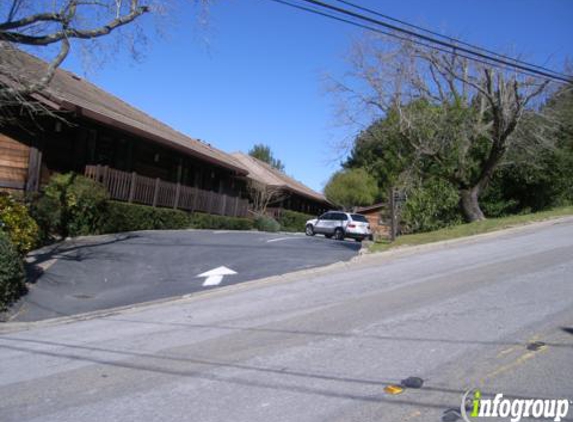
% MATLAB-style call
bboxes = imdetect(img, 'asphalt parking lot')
[8,230,362,322]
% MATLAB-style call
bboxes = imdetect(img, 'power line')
[266,0,572,84]
[266,0,563,82]
[333,0,567,78]
[299,0,571,82]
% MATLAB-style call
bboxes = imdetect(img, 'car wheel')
[334,228,344,241]
[305,224,315,236]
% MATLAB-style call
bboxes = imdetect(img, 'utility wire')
[333,0,569,79]
[267,0,562,82]
[299,0,571,82]
[267,0,572,84]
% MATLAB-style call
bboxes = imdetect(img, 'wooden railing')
[85,165,249,218]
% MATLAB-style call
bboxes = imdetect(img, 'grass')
[370,206,573,253]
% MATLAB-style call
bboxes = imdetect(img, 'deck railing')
[85,165,249,218]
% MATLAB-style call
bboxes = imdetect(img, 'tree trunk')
[460,187,485,222]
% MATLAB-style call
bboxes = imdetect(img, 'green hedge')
[189,213,254,230]
[254,216,281,232]
[0,231,26,312]
[42,173,109,237]
[277,209,314,232]
[101,201,191,233]
[101,202,254,233]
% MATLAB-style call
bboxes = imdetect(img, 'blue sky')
[61,0,573,192]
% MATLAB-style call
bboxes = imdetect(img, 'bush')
[101,201,191,233]
[0,231,26,312]
[43,173,109,237]
[400,178,462,234]
[254,216,281,232]
[277,209,314,232]
[189,213,254,230]
[27,193,61,245]
[0,193,39,254]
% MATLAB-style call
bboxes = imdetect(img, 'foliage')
[43,173,109,237]
[0,193,39,254]
[277,209,314,232]
[324,168,379,210]
[343,86,573,233]
[102,202,254,233]
[27,193,61,245]
[101,201,191,233]
[0,231,26,312]
[371,206,573,253]
[248,144,285,172]
[331,34,553,221]
[189,213,254,230]
[400,178,462,234]
[254,216,281,232]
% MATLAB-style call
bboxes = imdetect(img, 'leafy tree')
[324,168,378,210]
[248,144,285,172]
[329,34,554,221]
[481,87,573,214]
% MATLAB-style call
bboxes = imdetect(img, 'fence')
[85,165,249,218]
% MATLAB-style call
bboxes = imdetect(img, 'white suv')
[305,211,372,242]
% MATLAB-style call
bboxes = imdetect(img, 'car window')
[351,214,368,223]
[319,213,332,220]
[332,213,347,221]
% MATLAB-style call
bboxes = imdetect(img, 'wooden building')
[0,47,250,217]
[355,202,391,239]
[231,152,331,216]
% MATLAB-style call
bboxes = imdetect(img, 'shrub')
[277,209,314,232]
[27,193,61,245]
[0,193,39,254]
[0,231,26,312]
[400,178,462,234]
[43,173,109,237]
[189,213,254,230]
[254,216,281,232]
[101,201,191,233]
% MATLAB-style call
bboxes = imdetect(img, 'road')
[9,230,361,322]
[1,219,572,422]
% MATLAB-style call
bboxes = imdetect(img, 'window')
[351,214,369,223]
[333,213,348,221]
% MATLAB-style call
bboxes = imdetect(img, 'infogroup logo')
[460,389,571,422]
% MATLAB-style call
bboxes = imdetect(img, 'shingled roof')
[0,46,247,175]
[231,152,330,205]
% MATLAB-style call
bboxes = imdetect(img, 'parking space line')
[266,236,297,243]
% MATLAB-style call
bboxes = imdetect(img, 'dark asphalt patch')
[8,230,361,322]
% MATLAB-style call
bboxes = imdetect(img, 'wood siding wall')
[0,133,30,190]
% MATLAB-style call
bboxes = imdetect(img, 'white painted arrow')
[197,266,237,286]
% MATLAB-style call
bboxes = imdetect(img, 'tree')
[324,168,378,210]
[329,34,555,221]
[246,180,287,217]
[248,144,285,172]
[0,1,209,122]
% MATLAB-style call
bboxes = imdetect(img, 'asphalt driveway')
[9,230,362,322]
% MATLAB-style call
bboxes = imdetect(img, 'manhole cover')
[401,376,424,389]
[526,341,546,351]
